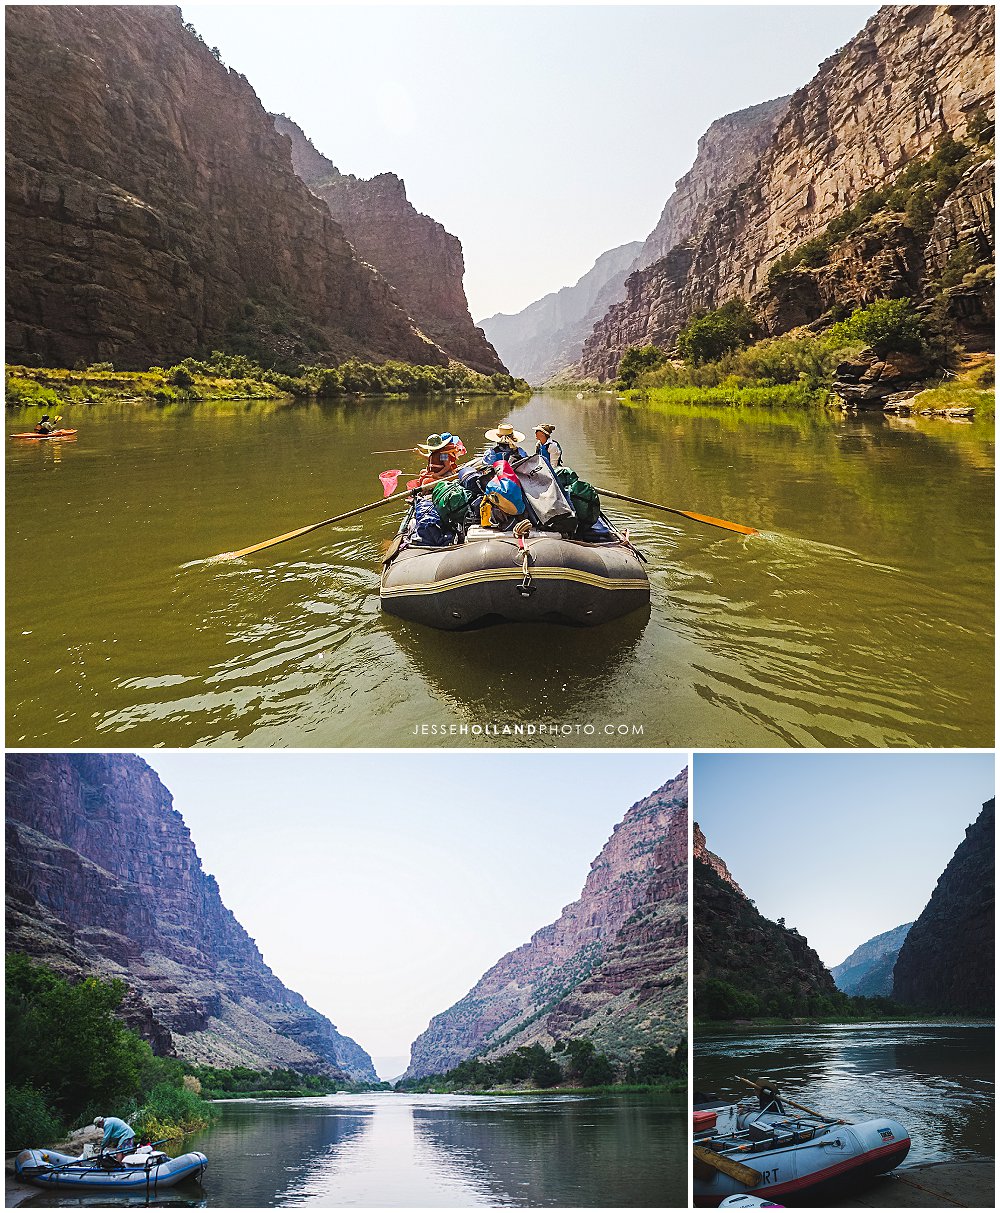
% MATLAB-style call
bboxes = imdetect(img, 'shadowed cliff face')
[5,5,446,370]
[274,114,506,375]
[694,829,838,1019]
[5,753,376,1081]
[893,799,995,1014]
[581,5,996,378]
[404,770,688,1078]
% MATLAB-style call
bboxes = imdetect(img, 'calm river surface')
[695,1022,995,1166]
[18,1093,685,1207]
[6,392,993,747]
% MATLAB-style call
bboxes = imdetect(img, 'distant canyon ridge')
[480,4,995,382]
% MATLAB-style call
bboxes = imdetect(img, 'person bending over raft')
[413,433,460,487]
[483,423,527,467]
[34,415,56,435]
[534,423,563,468]
[93,1116,136,1163]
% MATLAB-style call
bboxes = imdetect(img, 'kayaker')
[534,423,563,468]
[483,423,527,467]
[413,433,460,487]
[93,1115,136,1162]
[34,415,56,435]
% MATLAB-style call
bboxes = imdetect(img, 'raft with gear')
[14,1145,208,1193]
[380,430,650,629]
[693,1081,911,1207]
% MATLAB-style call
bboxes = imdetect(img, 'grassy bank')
[410,1080,685,1097]
[6,354,529,409]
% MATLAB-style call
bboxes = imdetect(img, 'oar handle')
[736,1076,845,1123]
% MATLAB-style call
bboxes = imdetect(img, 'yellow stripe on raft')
[380,566,646,598]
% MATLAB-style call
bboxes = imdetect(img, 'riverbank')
[695,1014,995,1030]
[6,358,530,409]
[404,1082,684,1097]
[835,1159,995,1207]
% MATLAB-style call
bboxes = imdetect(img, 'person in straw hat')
[533,423,563,468]
[483,422,527,467]
[413,432,461,486]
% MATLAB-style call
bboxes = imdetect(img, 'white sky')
[144,751,685,1079]
[693,753,995,970]
[179,3,880,318]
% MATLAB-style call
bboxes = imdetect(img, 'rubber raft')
[381,512,649,629]
[693,1100,910,1206]
[14,1147,208,1192]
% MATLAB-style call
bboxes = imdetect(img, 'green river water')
[6,392,993,747]
[18,1092,685,1207]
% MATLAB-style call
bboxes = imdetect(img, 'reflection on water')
[695,1022,994,1166]
[17,1093,686,1208]
[6,393,994,746]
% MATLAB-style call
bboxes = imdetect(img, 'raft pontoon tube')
[381,518,650,629]
[694,1100,910,1207]
[14,1147,208,1192]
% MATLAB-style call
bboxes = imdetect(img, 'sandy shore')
[835,1160,995,1208]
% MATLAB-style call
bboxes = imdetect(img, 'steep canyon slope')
[5,753,376,1082]
[693,825,840,1018]
[581,5,995,378]
[404,770,687,1079]
[5,5,444,370]
[274,114,505,375]
[892,798,994,1014]
[831,923,913,997]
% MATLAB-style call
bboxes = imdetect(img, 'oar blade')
[692,1145,762,1187]
[676,510,758,536]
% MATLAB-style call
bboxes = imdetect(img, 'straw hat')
[484,422,525,443]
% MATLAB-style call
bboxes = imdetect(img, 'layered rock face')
[5,753,376,1081]
[693,822,744,896]
[274,115,505,375]
[582,5,995,378]
[404,770,687,1078]
[831,922,913,997]
[893,798,995,1014]
[694,828,839,1017]
[5,5,444,370]
[478,242,642,382]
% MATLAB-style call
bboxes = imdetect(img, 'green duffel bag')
[431,480,471,527]
[570,479,601,528]
[555,466,579,492]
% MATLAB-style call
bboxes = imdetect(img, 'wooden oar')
[204,472,465,564]
[736,1075,846,1123]
[595,487,758,536]
[692,1145,762,1187]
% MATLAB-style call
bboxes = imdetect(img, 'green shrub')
[166,365,195,388]
[826,298,924,356]
[6,1084,63,1150]
[617,344,668,389]
[677,299,758,365]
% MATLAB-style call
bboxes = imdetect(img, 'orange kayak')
[11,429,78,440]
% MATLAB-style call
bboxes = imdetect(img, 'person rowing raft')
[534,423,563,468]
[34,415,56,435]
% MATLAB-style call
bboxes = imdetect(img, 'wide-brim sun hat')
[416,432,453,454]
[484,423,525,443]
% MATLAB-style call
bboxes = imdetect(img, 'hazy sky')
[145,751,685,1079]
[694,752,995,969]
[180,3,879,319]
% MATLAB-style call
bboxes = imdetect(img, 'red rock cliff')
[5,5,446,370]
[5,753,376,1081]
[274,114,506,375]
[404,769,688,1077]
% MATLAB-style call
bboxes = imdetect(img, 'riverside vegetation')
[4,956,375,1152]
[395,1038,685,1096]
[5,354,529,410]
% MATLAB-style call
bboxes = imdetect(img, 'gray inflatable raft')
[381,519,650,629]
[15,1147,207,1192]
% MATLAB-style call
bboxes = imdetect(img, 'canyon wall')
[581,5,995,378]
[5,5,445,370]
[893,798,994,1013]
[478,243,642,383]
[404,770,687,1078]
[5,753,376,1081]
[274,115,506,375]
[831,922,913,997]
[694,827,839,1018]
